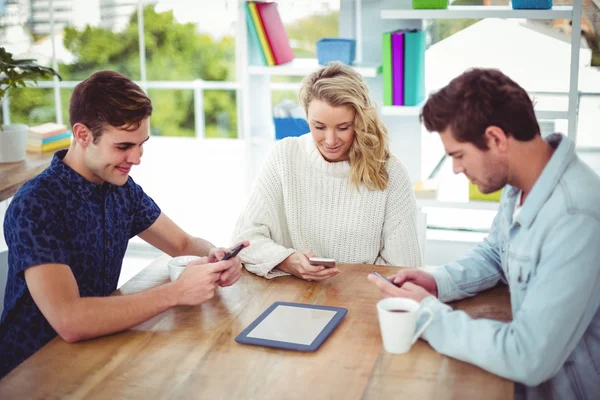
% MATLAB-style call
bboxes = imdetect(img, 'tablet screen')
[246,305,337,345]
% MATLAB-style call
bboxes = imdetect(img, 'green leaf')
[0,46,62,104]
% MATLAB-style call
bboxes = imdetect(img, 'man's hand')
[367,274,434,303]
[174,257,235,305]
[217,258,242,287]
[278,250,339,282]
[368,268,438,303]
[389,269,438,298]
[208,246,226,262]
[208,241,249,287]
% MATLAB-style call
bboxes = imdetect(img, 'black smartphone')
[370,271,397,287]
[222,243,247,260]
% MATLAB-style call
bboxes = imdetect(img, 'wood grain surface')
[0,257,514,399]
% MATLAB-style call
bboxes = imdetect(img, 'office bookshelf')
[236,0,583,210]
[379,3,582,136]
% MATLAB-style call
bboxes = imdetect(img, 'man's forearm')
[58,283,178,343]
[178,236,215,258]
[430,237,505,302]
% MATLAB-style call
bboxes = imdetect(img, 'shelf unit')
[381,103,425,117]
[379,3,582,140]
[380,5,573,20]
[248,58,382,78]
[236,0,584,209]
[382,104,569,121]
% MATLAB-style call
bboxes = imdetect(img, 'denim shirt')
[422,134,600,399]
[0,150,161,379]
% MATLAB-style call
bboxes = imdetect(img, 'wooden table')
[0,152,54,202]
[0,259,514,399]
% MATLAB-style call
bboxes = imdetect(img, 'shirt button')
[106,240,111,246]
[502,248,505,253]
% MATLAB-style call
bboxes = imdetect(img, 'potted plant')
[0,47,62,163]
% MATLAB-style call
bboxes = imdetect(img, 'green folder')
[413,0,448,9]
[404,29,426,106]
[382,31,393,106]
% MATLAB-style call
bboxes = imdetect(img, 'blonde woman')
[232,61,422,281]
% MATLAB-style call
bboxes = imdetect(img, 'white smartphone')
[308,257,336,268]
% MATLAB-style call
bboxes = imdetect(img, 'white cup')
[376,297,434,354]
[168,255,202,282]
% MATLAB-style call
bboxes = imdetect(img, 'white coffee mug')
[168,255,202,282]
[376,297,434,354]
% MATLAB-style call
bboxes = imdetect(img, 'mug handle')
[411,307,434,345]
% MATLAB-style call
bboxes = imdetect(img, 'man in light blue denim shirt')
[369,68,600,399]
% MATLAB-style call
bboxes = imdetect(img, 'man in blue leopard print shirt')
[0,71,248,379]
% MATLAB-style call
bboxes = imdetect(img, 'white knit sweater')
[232,133,422,278]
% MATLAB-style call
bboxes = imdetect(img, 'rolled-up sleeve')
[422,215,600,386]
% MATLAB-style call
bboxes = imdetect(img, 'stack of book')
[382,29,426,106]
[245,1,294,66]
[26,122,71,153]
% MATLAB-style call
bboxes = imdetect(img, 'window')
[1,0,240,139]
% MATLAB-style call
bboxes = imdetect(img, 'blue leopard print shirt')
[0,150,161,378]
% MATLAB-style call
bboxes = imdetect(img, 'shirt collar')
[50,149,106,200]
[511,133,574,228]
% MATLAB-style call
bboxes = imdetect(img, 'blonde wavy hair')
[298,61,390,191]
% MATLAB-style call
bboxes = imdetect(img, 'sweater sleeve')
[232,142,296,279]
[377,158,423,268]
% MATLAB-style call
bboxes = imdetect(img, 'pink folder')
[391,31,405,106]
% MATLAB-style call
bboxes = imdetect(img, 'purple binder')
[391,31,405,106]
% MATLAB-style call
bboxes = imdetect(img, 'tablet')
[235,302,347,352]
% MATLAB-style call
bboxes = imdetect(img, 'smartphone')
[308,257,336,268]
[222,243,247,260]
[370,271,397,287]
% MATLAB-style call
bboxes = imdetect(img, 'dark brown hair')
[420,68,540,150]
[69,70,152,143]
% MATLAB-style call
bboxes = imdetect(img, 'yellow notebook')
[469,182,502,202]
[27,137,71,153]
[249,2,275,66]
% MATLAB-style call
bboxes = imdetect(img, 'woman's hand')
[278,250,339,282]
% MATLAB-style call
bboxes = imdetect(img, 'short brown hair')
[69,70,152,142]
[420,68,540,150]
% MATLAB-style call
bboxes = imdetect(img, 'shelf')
[381,102,424,117]
[381,5,573,20]
[382,105,568,120]
[247,58,382,78]
[417,199,499,211]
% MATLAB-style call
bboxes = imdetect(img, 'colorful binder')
[245,2,266,65]
[382,31,393,106]
[255,1,294,65]
[248,2,275,66]
[403,29,426,106]
[391,31,405,106]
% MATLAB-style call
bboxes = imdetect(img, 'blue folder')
[403,29,426,106]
